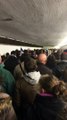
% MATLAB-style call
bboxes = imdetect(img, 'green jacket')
[0,64,15,96]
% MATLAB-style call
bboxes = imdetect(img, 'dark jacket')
[37,62,52,75]
[23,94,67,120]
[53,61,67,79]
[57,61,67,71]
[13,76,37,120]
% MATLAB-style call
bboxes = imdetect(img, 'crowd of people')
[0,48,67,120]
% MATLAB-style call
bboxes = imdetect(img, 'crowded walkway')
[0,48,67,120]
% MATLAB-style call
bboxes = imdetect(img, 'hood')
[24,71,41,85]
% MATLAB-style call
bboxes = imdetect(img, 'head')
[24,57,37,73]
[46,55,56,68]
[38,53,47,64]
[11,50,15,55]
[39,74,66,96]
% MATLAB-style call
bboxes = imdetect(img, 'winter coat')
[23,94,67,120]
[37,62,52,75]
[0,64,15,96]
[13,71,41,119]
[53,61,67,79]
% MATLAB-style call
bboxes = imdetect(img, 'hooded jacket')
[13,71,41,120]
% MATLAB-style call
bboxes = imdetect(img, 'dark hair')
[39,74,66,96]
[24,57,37,73]
[46,55,56,69]
[11,50,16,55]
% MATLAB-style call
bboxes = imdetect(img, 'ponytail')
[52,81,66,96]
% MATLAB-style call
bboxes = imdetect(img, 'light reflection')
[54,37,67,49]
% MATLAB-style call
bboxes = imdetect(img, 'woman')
[24,74,67,120]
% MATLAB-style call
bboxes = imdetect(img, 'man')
[37,53,52,75]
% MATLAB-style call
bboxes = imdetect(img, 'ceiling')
[0,0,67,47]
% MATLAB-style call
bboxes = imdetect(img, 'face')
[38,54,47,64]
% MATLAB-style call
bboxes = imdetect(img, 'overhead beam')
[0,37,42,47]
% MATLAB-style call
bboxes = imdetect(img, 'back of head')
[46,55,56,68]
[39,74,66,96]
[11,50,16,56]
[38,53,47,64]
[24,57,37,73]
[4,55,19,74]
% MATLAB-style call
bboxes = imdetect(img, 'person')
[53,49,67,79]
[24,57,41,85]
[0,93,17,120]
[0,55,15,96]
[4,54,19,75]
[0,76,17,120]
[61,66,67,83]
[46,54,57,70]
[23,74,67,120]
[37,53,52,75]
[13,57,41,120]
